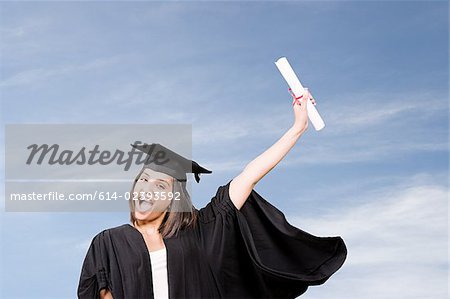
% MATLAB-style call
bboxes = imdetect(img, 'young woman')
[77,89,347,299]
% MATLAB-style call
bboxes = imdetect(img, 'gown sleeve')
[197,179,348,298]
[77,231,110,299]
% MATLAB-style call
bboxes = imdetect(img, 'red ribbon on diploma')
[288,88,304,106]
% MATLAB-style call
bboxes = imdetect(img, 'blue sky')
[0,1,448,298]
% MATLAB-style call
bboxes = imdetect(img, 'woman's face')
[133,168,174,221]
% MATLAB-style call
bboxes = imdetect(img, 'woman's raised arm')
[229,88,315,210]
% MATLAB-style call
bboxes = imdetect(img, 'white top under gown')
[149,246,169,299]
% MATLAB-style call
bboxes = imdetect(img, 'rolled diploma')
[275,57,325,131]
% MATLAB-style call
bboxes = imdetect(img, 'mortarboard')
[130,143,212,183]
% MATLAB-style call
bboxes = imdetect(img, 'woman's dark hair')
[129,168,199,238]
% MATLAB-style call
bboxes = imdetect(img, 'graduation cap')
[130,143,212,183]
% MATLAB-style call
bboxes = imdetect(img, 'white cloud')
[289,176,448,299]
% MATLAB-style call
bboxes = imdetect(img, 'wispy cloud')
[0,55,126,88]
[190,88,448,169]
[0,16,50,40]
[324,89,448,132]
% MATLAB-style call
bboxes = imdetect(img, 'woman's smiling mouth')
[136,195,155,212]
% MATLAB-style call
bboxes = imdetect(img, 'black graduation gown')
[77,179,347,299]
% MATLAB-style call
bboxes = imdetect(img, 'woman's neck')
[134,211,166,235]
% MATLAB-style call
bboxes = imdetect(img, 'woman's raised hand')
[291,88,316,134]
